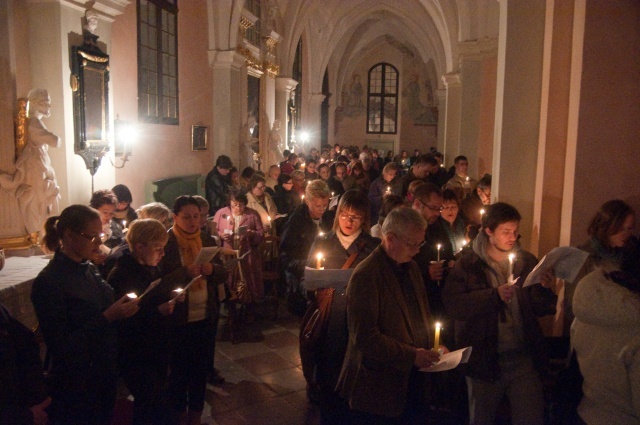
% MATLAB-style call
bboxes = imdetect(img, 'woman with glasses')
[32,205,140,424]
[160,196,229,425]
[441,189,468,254]
[213,190,265,303]
[303,190,380,422]
[246,174,278,231]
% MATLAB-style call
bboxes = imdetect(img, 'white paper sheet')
[420,347,473,372]
[193,247,221,265]
[303,267,354,291]
[138,278,161,300]
[522,246,590,287]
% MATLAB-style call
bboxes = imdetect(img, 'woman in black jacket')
[107,218,179,425]
[31,205,139,425]
[303,189,380,423]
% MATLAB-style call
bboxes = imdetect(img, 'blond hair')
[137,202,171,222]
[126,219,169,251]
[305,179,331,201]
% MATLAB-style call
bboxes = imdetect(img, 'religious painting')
[191,125,208,151]
[402,62,438,126]
[247,75,260,139]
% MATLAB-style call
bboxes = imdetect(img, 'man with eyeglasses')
[337,207,444,423]
[442,202,556,425]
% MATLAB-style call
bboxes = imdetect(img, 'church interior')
[0,0,639,423]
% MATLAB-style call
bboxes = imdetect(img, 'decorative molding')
[57,0,130,22]
[458,37,499,63]
[208,50,246,71]
[0,234,35,250]
[263,61,279,79]
[276,77,298,92]
[237,45,262,72]
[441,73,462,88]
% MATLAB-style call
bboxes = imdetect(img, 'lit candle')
[436,243,442,262]
[123,220,127,228]
[173,287,183,293]
[480,208,485,218]
[386,186,391,193]
[126,292,137,299]
[508,253,515,284]
[331,192,335,197]
[434,322,441,350]
[301,194,305,201]
[318,231,324,237]
[316,252,323,269]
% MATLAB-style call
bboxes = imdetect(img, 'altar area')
[0,255,50,328]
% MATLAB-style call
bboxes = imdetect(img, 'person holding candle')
[444,155,478,197]
[160,196,229,425]
[31,205,140,424]
[400,154,438,198]
[302,190,380,421]
[246,174,278,231]
[336,207,444,423]
[368,161,401,225]
[442,202,557,425]
[461,174,492,227]
[280,180,331,316]
[90,189,125,251]
[290,169,306,205]
[213,190,265,304]
[111,183,138,229]
[440,188,467,255]
[107,218,179,425]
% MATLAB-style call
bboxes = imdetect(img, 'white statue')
[268,119,285,166]
[0,89,61,234]
[84,9,99,34]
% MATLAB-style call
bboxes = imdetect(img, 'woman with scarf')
[160,196,229,425]
[302,189,380,423]
[246,174,278,232]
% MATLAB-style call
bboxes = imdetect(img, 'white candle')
[123,220,127,228]
[508,253,515,284]
[436,243,442,262]
[434,322,441,350]
[316,252,323,269]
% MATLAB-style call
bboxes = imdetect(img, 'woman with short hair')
[89,189,124,250]
[246,174,278,230]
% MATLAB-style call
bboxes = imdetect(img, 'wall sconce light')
[300,131,310,144]
[109,119,137,168]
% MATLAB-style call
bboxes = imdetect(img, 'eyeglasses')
[339,214,363,222]
[79,232,105,244]
[391,233,425,249]
[417,199,443,212]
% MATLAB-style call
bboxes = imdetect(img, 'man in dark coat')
[205,155,233,216]
[442,202,556,425]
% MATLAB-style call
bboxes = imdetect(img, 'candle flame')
[316,252,323,260]
[435,322,441,329]
[480,209,485,216]
[508,253,515,263]
[318,231,324,237]
[173,288,183,293]
[126,292,137,299]
[437,244,441,250]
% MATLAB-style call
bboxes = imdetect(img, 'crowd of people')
[1,143,638,425]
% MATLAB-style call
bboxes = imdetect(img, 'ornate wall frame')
[71,34,110,175]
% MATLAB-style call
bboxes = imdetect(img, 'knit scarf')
[172,225,205,291]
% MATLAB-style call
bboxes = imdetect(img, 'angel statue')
[0,89,61,235]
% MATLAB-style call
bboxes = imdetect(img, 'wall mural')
[402,67,438,126]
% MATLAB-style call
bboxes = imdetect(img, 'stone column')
[209,50,246,168]
[436,88,447,159]
[274,77,297,164]
[441,73,462,165]
[302,93,326,152]
[492,0,546,251]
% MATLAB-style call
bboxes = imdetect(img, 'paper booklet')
[193,247,221,265]
[522,246,590,287]
[138,278,161,300]
[420,347,472,373]
[171,275,202,301]
[303,267,355,291]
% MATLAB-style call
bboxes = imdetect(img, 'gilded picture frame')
[191,125,208,151]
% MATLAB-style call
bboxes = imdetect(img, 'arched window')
[367,63,398,134]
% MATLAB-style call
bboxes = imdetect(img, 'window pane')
[169,57,176,77]
[148,72,157,95]
[148,2,156,24]
[149,26,157,49]
[168,35,175,54]
[149,94,157,116]
[162,9,168,32]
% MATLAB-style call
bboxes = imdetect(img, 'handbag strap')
[341,240,365,270]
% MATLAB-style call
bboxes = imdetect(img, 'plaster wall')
[570,0,640,243]
[111,1,215,207]
[333,42,437,154]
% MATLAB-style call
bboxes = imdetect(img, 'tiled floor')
[200,304,320,425]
